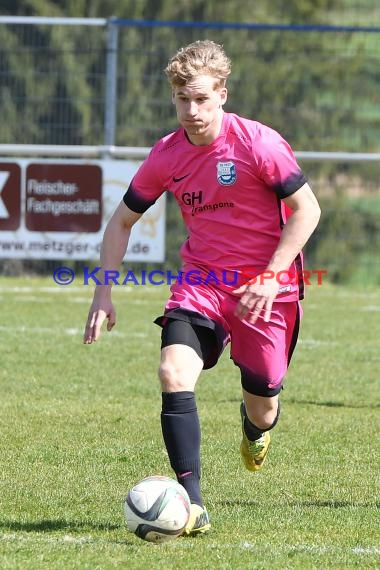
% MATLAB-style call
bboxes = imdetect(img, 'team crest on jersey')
[216,161,237,186]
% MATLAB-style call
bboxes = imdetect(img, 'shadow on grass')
[0,519,163,546]
[218,499,379,509]
[217,499,261,507]
[213,397,380,409]
[299,500,380,508]
[0,519,121,532]
[285,399,380,409]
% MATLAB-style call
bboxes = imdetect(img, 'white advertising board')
[0,158,165,262]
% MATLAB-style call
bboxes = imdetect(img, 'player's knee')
[158,344,203,391]
[158,360,177,389]
[158,361,188,392]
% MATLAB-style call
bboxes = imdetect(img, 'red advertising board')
[25,163,102,232]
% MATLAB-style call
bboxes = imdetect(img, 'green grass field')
[0,276,379,569]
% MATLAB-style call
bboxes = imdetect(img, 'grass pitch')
[0,276,379,569]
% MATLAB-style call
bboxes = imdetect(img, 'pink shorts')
[155,278,302,397]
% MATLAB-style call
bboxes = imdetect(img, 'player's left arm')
[234,182,321,323]
[267,182,321,276]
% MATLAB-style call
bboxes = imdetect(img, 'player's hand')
[83,299,116,344]
[232,277,280,324]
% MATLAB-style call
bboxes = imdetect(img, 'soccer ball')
[123,475,191,543]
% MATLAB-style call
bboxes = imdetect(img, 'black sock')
[243,415,264,441]
[161,391,203,507]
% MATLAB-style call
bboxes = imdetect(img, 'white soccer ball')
[123,475,191,543]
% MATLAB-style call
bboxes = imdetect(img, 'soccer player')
[84,40,321,535]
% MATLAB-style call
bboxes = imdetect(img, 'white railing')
[0,145,151,159]
[0,145,379,162]
[0,16,107,25]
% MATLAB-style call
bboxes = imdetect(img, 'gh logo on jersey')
[182,191,203,206]
[217,161,237,186]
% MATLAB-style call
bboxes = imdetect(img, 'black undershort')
[155,308,227,369]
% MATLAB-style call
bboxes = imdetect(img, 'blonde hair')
[165,40,232,88]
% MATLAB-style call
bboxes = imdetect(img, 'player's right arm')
[83,201,142,344]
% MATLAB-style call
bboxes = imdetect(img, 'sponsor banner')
[0,163,21,231]
[25,163,102,233]
[0,158,165,262]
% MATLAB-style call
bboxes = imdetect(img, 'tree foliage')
[0,0,378,154]
[0,0,379,150]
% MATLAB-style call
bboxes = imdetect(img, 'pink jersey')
[124,113,307,301]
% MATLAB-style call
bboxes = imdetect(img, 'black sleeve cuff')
[273,171,308,199]
[123,184,157,213]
